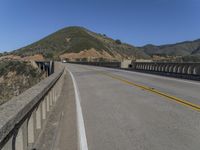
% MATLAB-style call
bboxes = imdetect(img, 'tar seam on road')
[81,65,200,112]
[67,68,89,150]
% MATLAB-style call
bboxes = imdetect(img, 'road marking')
[109,68,200,85]
[103,72,200,112]
[67,68,88,150]
[77,64,200,112]
[88,65,200,86]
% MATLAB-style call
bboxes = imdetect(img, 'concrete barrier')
[67,61,200,80]
[67,61,121,68]
[0,62,64,150]
[132,62,200,80]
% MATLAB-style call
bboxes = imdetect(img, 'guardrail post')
[36,104,42,130]
[15,120,28,150]
[52,88,55,104]
[54,85,57,102]
[28,111,36,147]
[49,90,53,107]
[54,87,57,102]
[53,88,56,104]
[15,128,23,150]
[46,94,50,112]
[56,84,59,101]
[42,97,47,120]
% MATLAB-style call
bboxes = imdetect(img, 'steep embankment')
[0,60,45,104]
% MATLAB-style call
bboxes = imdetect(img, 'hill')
[139,39,200,57]
[12,26,149,61]
[3,26,200,62]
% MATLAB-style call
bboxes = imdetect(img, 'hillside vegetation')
[3,26,200,62]
[139,39,200,57]
[13,26,149,61]
[0,60,45,104]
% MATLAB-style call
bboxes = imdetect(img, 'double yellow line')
[102,73,200,111]
[103,72,200,112]
[80,65,200,112]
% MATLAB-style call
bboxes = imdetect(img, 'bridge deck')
[37,63,200,150]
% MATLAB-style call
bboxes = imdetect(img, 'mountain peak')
[12,26,147,61]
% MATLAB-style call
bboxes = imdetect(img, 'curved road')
[65,63,200,150]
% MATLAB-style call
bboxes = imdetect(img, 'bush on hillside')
[115,39,122,44]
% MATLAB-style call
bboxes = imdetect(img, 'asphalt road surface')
[65,63,200,150]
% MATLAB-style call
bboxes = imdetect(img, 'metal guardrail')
[0,62,64,150]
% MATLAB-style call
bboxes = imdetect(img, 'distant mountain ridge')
[139,39,200,56]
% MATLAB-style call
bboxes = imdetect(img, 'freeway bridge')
[0,62,200,150]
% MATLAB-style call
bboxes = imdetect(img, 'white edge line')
[67,68,88,150]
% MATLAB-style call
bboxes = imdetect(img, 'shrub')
[115,39,122,44]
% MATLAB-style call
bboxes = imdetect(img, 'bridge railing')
[67,61,121,68]
[131,62,200,80]
[133,62,200,75]
[0,62,65,150]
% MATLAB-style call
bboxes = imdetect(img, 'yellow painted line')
[104,73,200,112]
[79,65,200,112]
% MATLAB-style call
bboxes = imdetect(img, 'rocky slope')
[0,60,45,105]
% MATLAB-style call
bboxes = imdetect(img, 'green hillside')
[7,26,200,62]
[139,39,200,57]
[13,26,148,60]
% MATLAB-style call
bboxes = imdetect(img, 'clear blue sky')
[0,0,200,52]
